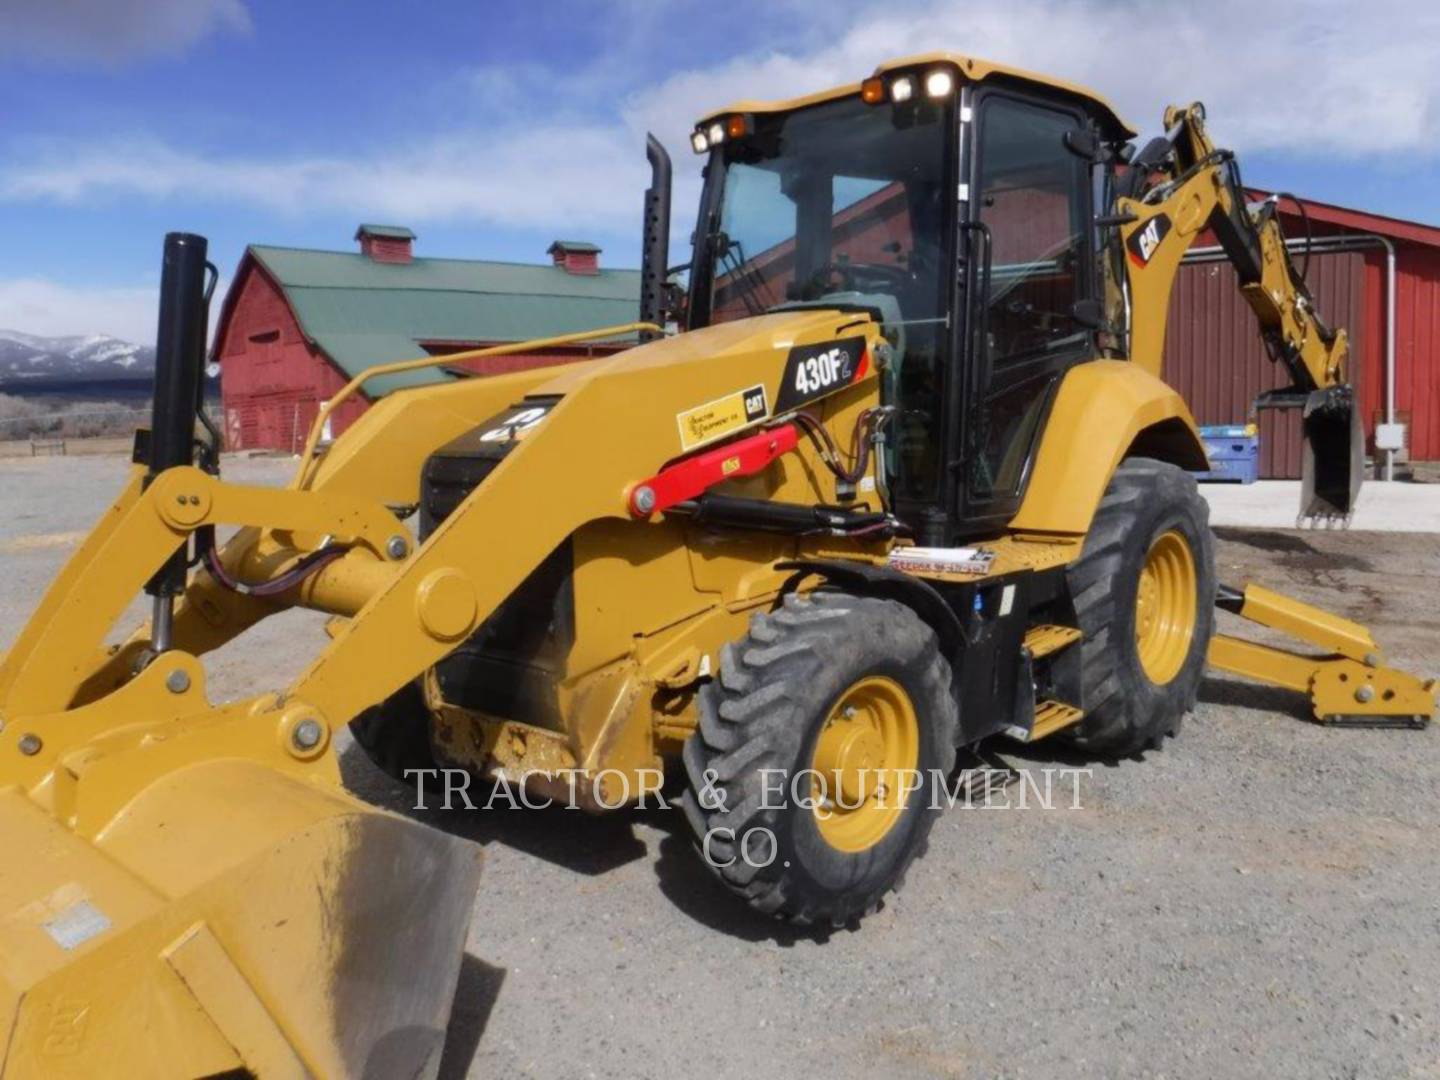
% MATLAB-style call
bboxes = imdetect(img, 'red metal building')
[215,228,640,451]
[1165,193,1440,477]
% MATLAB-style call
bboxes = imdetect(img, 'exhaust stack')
[143,232,215,649]
[639,133,672,341]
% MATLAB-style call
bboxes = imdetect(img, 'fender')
[1009,360,1208,537]
[776,558,965,658]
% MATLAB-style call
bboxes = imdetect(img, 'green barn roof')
[244,244,642,395]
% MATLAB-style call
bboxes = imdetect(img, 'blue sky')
[1,0,1436,341]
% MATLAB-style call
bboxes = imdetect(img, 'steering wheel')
[799,260,910,300]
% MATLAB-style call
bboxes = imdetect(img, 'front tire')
[1062,457,1216,755]
[350,680,438,782]
[681,592,958,926]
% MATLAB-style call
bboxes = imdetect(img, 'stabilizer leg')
[1208,583,1435,727]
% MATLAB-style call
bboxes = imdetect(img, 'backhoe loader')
[2,52,1435,1077]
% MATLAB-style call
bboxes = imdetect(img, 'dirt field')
[2,454,1437,1079]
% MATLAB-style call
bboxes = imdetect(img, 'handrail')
[291,321,663,489]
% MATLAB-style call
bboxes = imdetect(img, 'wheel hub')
[813,722,885,805]
[1134,529,1198,685]
[810,676,919,852]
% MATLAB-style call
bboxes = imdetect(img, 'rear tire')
[1062,457,1215,756]
[681,592,958,926]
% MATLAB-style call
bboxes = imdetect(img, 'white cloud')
[2,0,1436,231]
[0,279,158,342]
[0,129,648,232]
[0,276,228,343]
[0,0,251,66]
[630,0,1440,157]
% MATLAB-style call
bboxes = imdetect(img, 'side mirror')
[1069,297,1107,330]
[663,279,688,326]
[1063,128,1101,161]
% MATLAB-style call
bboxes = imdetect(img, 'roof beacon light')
[706,121,726,146]
[690,130,710,154]
[889,76,915,103]
[725,114,748,139]
[861,77,885,104]
[924,69,955,99]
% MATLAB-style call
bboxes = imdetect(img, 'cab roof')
[700,52,1137,141]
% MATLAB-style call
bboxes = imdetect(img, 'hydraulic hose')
[199,526,349,598]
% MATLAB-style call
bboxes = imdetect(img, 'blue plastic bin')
[1195,424,1259,484]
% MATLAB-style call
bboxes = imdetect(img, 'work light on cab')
[924,68,955,98]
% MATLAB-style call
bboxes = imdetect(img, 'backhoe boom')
[1114,104,1363,523]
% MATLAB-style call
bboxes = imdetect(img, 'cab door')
[955,90,1096,533]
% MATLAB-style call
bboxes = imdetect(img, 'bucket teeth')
[1296,511,1352,530]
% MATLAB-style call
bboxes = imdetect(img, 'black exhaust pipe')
[148,232,211,483]
[638,133,672,342]
[144,232,213,644]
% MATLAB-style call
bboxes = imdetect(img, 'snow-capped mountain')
[0,330,154,384]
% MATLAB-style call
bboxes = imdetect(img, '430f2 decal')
[774,336,870,412]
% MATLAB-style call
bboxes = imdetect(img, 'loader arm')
[0,304,882,1074]
[1114,103,1361,523]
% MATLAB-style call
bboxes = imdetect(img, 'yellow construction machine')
[2,53,1435,1076]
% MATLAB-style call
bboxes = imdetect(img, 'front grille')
[420,408,574,726]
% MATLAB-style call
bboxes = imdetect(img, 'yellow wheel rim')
[810,676,920,853]
[1134,529,1198,685]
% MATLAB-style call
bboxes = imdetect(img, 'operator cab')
[683,54,1135,544]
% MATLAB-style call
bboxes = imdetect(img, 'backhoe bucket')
[0,762,480,1079]
[1300,385,1364,525]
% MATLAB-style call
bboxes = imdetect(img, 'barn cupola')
[356,224,415,264]
[547,240,601,275]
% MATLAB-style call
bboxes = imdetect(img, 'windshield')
[692,94,954,500]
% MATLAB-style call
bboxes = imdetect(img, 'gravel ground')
[3,454,1438,1079]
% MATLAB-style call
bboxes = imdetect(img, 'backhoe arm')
[1114,103,1364,523]
[1168,104,1349,395]
[1108,106,1429,721]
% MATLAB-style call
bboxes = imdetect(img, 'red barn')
[215,227,640,451]
[1165,193,1440,479]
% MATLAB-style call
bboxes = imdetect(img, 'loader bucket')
[1300,385,1364,524]
[0,761,480,1079]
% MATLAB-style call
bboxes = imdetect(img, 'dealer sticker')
[888,546,997,576]
[677,384,768,451]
